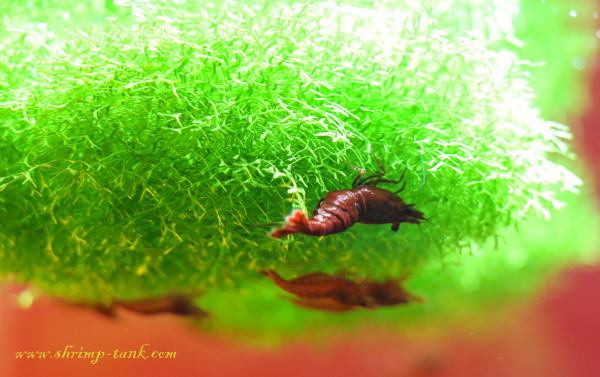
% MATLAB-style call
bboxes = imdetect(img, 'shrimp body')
[270,179,425,238]
[269,156,424,238]
[261,269,423,311]
[116,294,207,317]
[67,294,208,319]
[260,270,368,307]
[271,186,423,238]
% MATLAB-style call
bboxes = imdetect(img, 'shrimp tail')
[269,209,310,238]
[260,269,295,294]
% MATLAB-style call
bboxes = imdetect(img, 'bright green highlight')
[516,0,599,119]
[0,0,598,337]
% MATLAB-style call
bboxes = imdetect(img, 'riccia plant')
[1,0,597,337]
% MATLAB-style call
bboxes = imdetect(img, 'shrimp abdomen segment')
[269,190,364,238]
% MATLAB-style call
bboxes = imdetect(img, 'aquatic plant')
[1,0,598,337]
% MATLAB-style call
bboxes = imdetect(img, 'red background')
[2,9,600,377]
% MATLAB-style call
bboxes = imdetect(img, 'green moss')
[1,0,598,338]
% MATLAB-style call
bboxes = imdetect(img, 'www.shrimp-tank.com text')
[14,344,176,364]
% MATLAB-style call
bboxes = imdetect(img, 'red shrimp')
[269,156,425,238]
[260,270,371,308]
[114,294,208,318]
[68,294,208,319]
[260,270,423,312]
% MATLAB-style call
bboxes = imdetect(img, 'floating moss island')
[1,0,598,338]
